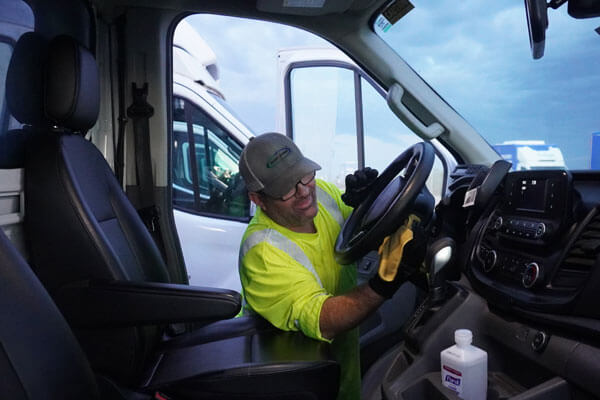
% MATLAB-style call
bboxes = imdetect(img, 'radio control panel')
[471,170,572,291]
[493,216,550,241]
[476,245,543,288]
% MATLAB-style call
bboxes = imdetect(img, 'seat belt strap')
[114,15,127,186]
[127,82,154,208]
[127,82,165,255]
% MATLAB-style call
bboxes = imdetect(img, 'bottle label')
[441,364,462,394]
[443,365,462,376]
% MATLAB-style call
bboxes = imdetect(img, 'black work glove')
[341,167,378,208]
[369,215,428,299]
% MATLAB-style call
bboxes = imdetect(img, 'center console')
[362,280,600,400]
[469,170,582,312]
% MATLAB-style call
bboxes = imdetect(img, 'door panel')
[172,96,249,289]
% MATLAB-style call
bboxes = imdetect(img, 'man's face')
[255,178,319,232]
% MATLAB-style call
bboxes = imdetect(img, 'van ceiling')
[91,0,385,17]
[27,0,93,48]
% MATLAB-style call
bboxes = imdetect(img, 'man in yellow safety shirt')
[238,133,425,400]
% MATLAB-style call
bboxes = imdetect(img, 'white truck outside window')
[289,66,358,188]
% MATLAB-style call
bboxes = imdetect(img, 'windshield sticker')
[377,0,414,32]
[283,0,325,8]
[375,15,392,33]
[463,187,478,208]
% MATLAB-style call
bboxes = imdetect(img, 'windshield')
[374,1,600,171]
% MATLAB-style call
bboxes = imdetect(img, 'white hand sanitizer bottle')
[440,329,487,399]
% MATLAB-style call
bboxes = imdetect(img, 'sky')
[185,1,600,170]
[185,14,330,134]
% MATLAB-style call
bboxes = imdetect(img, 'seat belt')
[114,15,127,186]
[127,82,166,258]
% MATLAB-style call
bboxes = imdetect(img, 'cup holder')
[399,372,569,400]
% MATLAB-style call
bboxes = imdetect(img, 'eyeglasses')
[278,171,316,201]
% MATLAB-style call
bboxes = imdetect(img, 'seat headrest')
[6,32,48,125]
[45,35,99,132]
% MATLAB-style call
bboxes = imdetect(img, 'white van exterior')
[172,20,254,291]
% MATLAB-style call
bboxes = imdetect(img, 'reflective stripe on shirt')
[316,185,344,226]
[241,228,324,287]
[240,186,344,288]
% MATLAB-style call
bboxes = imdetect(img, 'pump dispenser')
[440,329,487,399]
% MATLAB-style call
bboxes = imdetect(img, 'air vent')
[552,213,600,289]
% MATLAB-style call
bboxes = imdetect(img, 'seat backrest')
[1,32,47,168]
[0,227,101,399]
[21,34,168,383]
[27,35,169,291]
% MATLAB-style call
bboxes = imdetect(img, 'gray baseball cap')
[239,132,321,198]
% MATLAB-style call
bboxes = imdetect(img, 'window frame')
[283,60,450,198]
[284,60,381,169]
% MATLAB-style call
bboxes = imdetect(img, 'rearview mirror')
[524,0,548,59]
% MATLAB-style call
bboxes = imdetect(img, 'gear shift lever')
[403,237,456,352]
[426,237,455,304]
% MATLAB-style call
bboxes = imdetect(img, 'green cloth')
[239,179,360,400]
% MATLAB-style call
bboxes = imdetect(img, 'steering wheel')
[334,142,435,264]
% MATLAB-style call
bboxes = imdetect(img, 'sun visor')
[256,0,354,16]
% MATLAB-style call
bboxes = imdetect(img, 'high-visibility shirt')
[239,179,359,400]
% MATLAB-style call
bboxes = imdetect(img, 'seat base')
[143,317,340,400]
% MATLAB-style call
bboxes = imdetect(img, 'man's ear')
[248,192,266,211]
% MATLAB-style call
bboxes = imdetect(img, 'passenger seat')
[0,227,109,399]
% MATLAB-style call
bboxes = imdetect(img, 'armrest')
[54,280,241,328]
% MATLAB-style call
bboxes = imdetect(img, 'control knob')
[535,223,546,239]
[522,262,541,288]
[477,247,497,272]
[493,216,503,230]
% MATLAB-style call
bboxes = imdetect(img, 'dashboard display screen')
[503,170,569,218]
[514,178,547,212]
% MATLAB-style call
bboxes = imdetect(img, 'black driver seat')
[16,33,339,399]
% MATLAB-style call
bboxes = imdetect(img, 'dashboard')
[365,164,600,400]
[464,168,600,337]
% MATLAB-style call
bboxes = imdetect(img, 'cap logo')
[266,147,291,168]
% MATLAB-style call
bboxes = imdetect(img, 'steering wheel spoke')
[405,153,420,177]
[335,142,436,264]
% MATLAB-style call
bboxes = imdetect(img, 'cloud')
[379,2,600,168]
[186,14,331,133]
